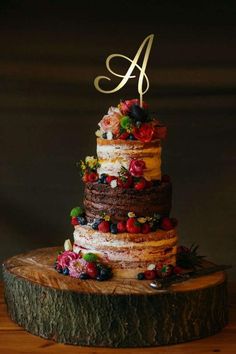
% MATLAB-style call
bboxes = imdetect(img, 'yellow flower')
[137,217,147,224]
[85,156,98,169]
[128,212,136,218]
[104,215,111,221]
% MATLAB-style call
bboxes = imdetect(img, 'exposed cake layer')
[84,181,172,222]
[73,225,177,278]
[97,138,162,181]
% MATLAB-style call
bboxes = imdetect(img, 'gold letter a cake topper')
[94,34,154,107]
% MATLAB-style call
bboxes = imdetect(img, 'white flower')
[64,239,73,251]
[107,131,113,140]
[137,217,147,224]
[110,179,117,188]
[107,106,122,115]
[147,264,156,271]
[128,211,136,218]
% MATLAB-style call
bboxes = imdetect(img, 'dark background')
[0,1,235,279]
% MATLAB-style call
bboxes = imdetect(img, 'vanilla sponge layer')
[73,225,178,278]
[96,138,162,181]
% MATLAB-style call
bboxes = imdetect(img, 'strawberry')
[161,174,171,183]
[98,220,110,233]
[134,178,146,191]
[117,175,132,188]
[156,263,173,278]
[144,270,156,280]
[71,217,79,226]
[119,132,130,140]
[86,262,98,279]
[117,221,127,233]
[106,176,117,184]
[88,172,98,182]
[126,218,141,233]
[160,217,173,231]
[141,223,151,234]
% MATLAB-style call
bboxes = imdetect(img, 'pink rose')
[119,99,148,115]
[129,159,146,177]
[68,258,87,278]
[57,251,79,269]
[99,106,121,136]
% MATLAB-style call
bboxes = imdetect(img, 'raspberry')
[141,223,151,234]
[160,217,173,231]
[88,172,98,182]
[71,217,79,226]
[117,221,127,233]
[86,262,98,279]
[126,218,141,233]
[144,270,156,280]
[98,220,110,233]
[134,178,146,191]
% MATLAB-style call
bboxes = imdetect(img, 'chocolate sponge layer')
[84,182,172,222]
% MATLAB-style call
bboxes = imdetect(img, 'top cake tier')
[97,138,162,181]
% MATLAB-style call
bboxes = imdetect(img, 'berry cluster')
[70,207,87,226]
[55,251,112,281]
[137,262,183,281]
[97,99,167,143]
[91,213,178,234]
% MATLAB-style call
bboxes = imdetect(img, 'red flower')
[120,99,148,115]
[129,159,146,177]
[133,123,154,143]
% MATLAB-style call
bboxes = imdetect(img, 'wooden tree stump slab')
[2,247,228,347]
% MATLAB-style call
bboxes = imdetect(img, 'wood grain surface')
[1,247,230,347]
[0,281,236,354]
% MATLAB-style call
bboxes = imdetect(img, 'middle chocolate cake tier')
[84,181,172,222]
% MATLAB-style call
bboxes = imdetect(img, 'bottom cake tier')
[73,225,178,278]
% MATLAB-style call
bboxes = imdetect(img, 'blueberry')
[98,174,107,184]
[99,268,112,280]
[58,267,63,274]
[92,222,99,230]
[151,221,159,232]
[136,120,142,128]
[102,132,107,139]
[79,272,89,280]
[63,268,69,276]
[128,134,135,140]
[96,275,104,281]
[137,272,145,280]
[110,223,118,234]
[77,216,87,225]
